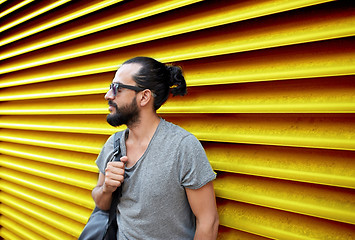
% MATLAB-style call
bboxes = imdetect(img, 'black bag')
[79,131,123,240]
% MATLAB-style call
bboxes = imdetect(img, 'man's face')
[105,63,142,127]
[106,95,139,127]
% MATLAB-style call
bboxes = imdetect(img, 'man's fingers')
[105,177,123,187]
[105,170,124,182]
[103,172,124,193]
[106,164,124,176]
[107,161,125,168]
[120,156,128,163]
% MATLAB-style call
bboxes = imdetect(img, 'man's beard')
[106,97,140,127]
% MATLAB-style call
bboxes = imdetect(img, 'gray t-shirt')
[96,119,216,240]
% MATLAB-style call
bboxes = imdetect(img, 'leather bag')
[78,131,123,240]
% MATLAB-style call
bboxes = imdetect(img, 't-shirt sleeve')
[178,134,216,189]
[95,134,116,174]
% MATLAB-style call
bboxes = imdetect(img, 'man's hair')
[123,56,187,110]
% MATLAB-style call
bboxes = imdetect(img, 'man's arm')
[186,181,219,240]
[92,157,127,210]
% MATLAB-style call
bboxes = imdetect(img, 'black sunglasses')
[110,82,145,96]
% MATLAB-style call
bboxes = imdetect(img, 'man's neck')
[127,113,161,144]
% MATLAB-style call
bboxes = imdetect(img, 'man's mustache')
[108,100,117,108]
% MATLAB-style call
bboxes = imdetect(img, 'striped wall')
[0,0,354,239]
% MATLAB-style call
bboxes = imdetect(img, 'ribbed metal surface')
[0,0,354,239]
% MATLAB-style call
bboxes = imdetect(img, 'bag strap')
[113,131,122,157]
[111,130,124,209]
[104,131,124,238]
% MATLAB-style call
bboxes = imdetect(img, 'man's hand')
[92,156,128,210]
[103,156,128,193]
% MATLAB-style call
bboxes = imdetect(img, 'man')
[92,57,219,239]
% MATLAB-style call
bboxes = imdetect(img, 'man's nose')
[105,89,114,100]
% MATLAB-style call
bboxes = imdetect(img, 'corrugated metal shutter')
[0,0,354,239]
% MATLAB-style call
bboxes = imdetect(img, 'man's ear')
[139,89,154,107]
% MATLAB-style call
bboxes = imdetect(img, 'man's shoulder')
[159,119,202,149]
[161,119,192,138]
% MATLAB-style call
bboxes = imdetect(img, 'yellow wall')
[0,0,354,239]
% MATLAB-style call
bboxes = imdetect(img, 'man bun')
[166,65,187,96]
